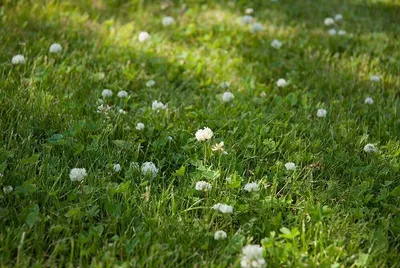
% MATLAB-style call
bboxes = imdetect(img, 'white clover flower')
[138,31,151,43]
[364,97,374,104]
[136,122,145,130]
[97,104,111,114]
[212,203,233,214]
[212,141,226,154]
[317,108,327,118]
[214,230,227,240]
[328,29,337,36]
[102,89,113,98]
[364,144,377,153]
[11,55,25,65]
[324,17,335,26]
[245,8,254,14]
[334,14,343,21]
[276,78,287,88]
[195,127,213,142]
[168,136,173,141]
[222,92,234,102]
[241,245,266,268]
[113,164,121,172]
[244,182,259,192]
[117,90,128,98]
[146,80,156,87]
[241,15,253,25]
[162,16,175,26]
[3,186,13,194]
[285,162,296,171]
[260,91,267,98]
[141,162,158,178]
[195,181,212,191]
[338,30,347,36]
[271,39,282,49]
[70,168,87,182]
[152,100,167,110]
[119,109,127,114]
[370,75,380,82]
[219,81,230,89]
[250,23,264,33]
[49,43,62,53]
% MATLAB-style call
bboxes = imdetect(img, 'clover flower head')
[244,182,259,192]
[214,230,227,240]
[70,168,87,182]
[285,162,296,171]
[364,143,377,153]
[12,55,25,65]
[195,127,213,142]
[49,43,62,53]
[222,92,235,102]
[317,109,327,118]
[141,162,158,178]
[195,181,212,191]
[271,39,282,49]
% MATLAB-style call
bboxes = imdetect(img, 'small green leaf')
[20,155,39,166]
[172,166,185,177]
[25,204,39,228]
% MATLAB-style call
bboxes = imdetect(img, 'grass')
[0,0,399,267]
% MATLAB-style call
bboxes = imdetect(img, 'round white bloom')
[136,122,145,130]
[146,80,156,87]
[152,100,167,110]
[245,8,254,14]
[70,168,87,182]
[365,97,374,104]
[168,136,173,141]
[324,17,335,26]
[317,109,327,118]
[370,75,380,82]
[102,89,113,98]
[250,23,264,33]
[49,43,62,53]
[334,14,343,21]
[222,92,235,102]
[271,39,282,49]
[138,31,151,43]
[141,162,158,178]
[244,182,259,192]
[241,15,253,25]
[214,230,227,240]
[195,181,212,191]
[241,245,266,268]
[195,127,213,142]
[338,30,347,36]
[328,29,337,36]
[219,81,230,89]
[285,162,296,171]
[119,109,126,114]
[11,55,25,65]
[276,78,287,88]
[117,90,128,98]
[212,203,233,214]
[364,144,377,153]
[113,164,121,172]
[3,186,13,194]
[162,16,175,26]
[260,91,267,98]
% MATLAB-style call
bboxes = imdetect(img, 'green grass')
[0,0,400,267]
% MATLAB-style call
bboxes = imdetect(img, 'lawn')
[0,0,400,267]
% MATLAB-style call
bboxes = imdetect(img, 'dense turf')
[1,0,400,267]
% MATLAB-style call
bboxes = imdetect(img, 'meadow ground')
[0,0,400,267]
